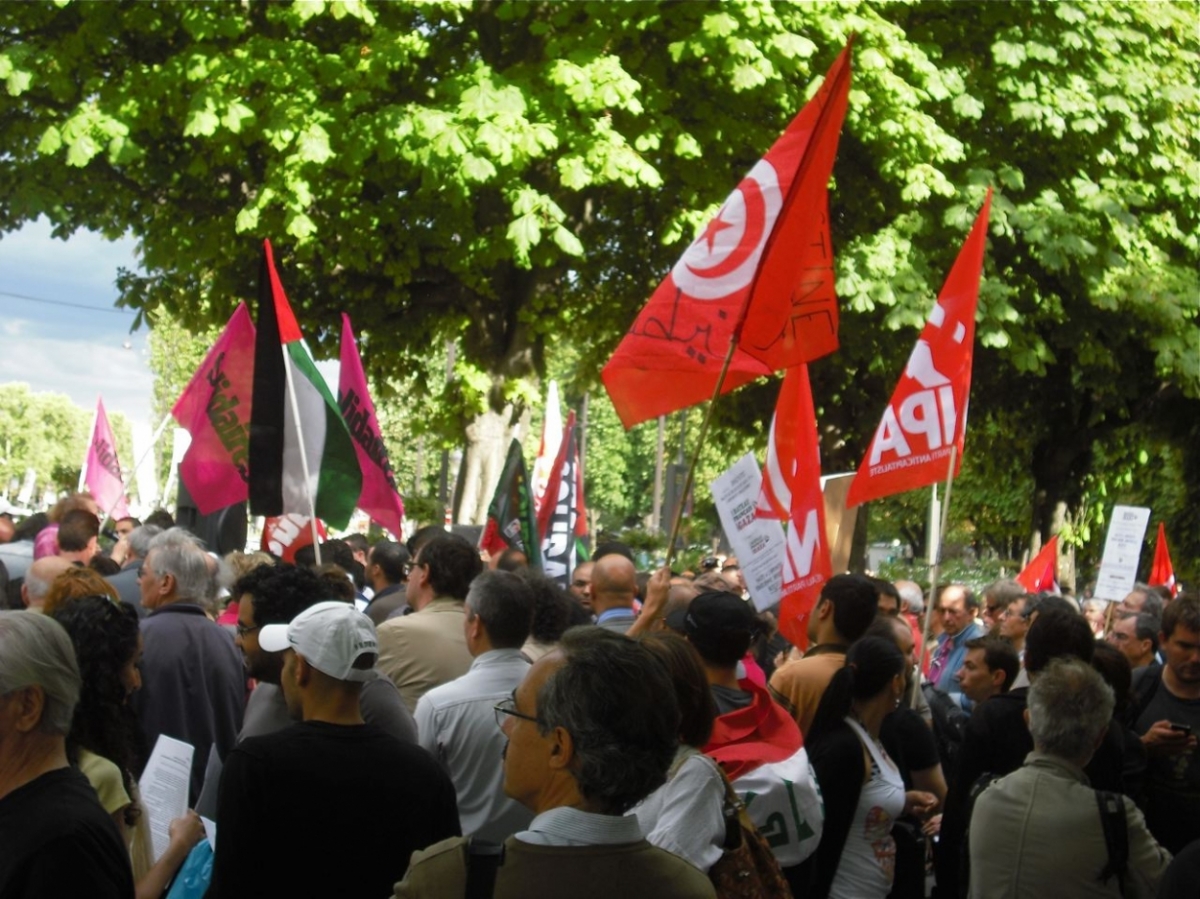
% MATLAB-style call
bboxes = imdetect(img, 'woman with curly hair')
[50,595,204,899]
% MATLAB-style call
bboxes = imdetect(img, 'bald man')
[21,556,73,611]
[591,554,639,634]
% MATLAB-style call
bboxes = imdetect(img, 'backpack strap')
[464,838,505,899]
[1095,790,1128,897]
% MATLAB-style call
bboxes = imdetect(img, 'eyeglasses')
[236,622,262,638]
[493,696,540,729]
[404,561,423,576]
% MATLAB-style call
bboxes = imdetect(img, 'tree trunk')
[456,406,517,526]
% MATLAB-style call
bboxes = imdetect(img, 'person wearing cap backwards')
[669,590,824,895]
[208,602,461,898]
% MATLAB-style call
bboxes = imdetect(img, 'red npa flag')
[756,365,832,650]
[1149,522,1179,597]
[602,40,853,429]
[846,190,992,508]
[1016,536,1059,593]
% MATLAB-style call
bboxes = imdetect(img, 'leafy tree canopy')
[3,0,1196,560]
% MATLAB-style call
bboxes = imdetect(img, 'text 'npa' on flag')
[846,189,993,508]
[602,39,854,429]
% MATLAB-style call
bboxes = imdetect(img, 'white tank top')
[828,716,907,899]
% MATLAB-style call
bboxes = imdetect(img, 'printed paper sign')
[712,453,787,611]
[1094,505,1151,602]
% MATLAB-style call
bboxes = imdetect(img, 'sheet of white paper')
[202,816,217,853]
[712,453,787,612]
[139,734,194,862]
[1094,505,1151,602]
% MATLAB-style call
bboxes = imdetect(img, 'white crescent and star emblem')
[671,160,783,301]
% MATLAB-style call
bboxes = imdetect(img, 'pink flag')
[171,303,256,514]
[85,398,129,519]
[338,314,405,536]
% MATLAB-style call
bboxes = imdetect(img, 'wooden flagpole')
[663,41,855,570]
[915,445,958,707]
[281,345,323,565]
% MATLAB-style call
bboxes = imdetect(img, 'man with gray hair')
[968,658,1170,897]
[104,523,162,617]
[0,612,135,896]
[415,570,535,842]
[132,527,244,803]
[394,627,716,898]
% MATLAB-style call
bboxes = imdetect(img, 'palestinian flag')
[248,239,361,529]
[480,438,542,569]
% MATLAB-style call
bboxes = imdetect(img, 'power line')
[0,288,137,315]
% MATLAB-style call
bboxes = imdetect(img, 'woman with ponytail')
[801,636,938,899]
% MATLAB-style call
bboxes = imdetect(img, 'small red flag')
[756,366,832,650]
[1016,536,1059,593]
[846,190,992,508]
[1149,522,1178,598]
[601,41,853,429]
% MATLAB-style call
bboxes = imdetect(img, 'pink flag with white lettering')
[338,314,405,537]
[171,303,256,514]
[85,397,129,519]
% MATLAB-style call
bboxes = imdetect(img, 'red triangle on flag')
[1149,522,1178,598]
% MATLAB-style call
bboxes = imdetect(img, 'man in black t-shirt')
[209,601,460,898]
[1130,595,1200,854]
[0,612,134,898]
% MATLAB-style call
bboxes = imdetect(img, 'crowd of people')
[0,491,1195,898]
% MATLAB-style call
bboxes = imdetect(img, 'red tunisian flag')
[755,365,831,650]
[338,314,405,537]
[601,40,853,429]
[171,303,256,514]
[1016,536,1059,593]
[845,190,992,508]
[1149,522,1179,597]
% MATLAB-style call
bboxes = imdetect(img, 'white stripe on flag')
[281,348,329,515]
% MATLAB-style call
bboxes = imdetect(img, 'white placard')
[1094,505,1151,602]
[139,735,194,861]
[711,454,787,612]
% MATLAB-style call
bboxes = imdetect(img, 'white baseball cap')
[258,601,378,683]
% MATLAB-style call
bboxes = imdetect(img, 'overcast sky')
[0,217,154,430]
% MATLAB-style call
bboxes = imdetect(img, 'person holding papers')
[50,594,204,899]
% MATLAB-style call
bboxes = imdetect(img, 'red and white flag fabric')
[532,380,563,509]
[170,303,256,515]
[1016,536,1059,593]
[1149,522,1178,598]
[601,41,853,429]
[755,366,831,650]
[846,190,992,508]
[537,411,588,587]
[260,514,327,563]
[247,239,361,529]
[83,397,129,519]
[338,314,404,537]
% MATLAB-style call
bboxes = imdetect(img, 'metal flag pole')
[915,444,958,707]
[281,344,323,565]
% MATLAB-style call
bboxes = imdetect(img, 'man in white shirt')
[414,570,535,843]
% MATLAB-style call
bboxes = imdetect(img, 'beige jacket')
[376,597,473,712]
